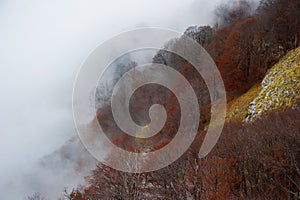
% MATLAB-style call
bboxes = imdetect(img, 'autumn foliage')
[65,0,300,199]
[68,107,300,200]
[206,0,300,94]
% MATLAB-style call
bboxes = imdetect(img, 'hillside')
[30,0,300,199]
[66,37,300,200]
[247,47,300,120]
[226,47,300,122]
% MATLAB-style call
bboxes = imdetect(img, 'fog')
[0,0,224,199]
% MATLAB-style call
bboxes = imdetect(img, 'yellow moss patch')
[226,83,261,122]
[248,47,300,120]
[206,47,300,128]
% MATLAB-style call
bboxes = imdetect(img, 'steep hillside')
[225,47,300,122]
[60,0,300,198]
[66,47,300,200]
[247,47,300,120]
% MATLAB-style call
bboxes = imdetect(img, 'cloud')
[0,0,224,199]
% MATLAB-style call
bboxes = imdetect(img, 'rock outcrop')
[246,47,300,120]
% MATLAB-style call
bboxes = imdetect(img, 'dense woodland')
[67,107,299,200]
[28,0,300,199]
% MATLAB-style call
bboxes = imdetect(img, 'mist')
[0,0,224,199]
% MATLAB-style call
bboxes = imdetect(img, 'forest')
[29,0,300,199]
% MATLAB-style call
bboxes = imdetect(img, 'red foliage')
[66,1,300,199]
[69,107,300,200]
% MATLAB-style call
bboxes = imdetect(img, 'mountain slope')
[225,47,300,122]
[247,47,300,120]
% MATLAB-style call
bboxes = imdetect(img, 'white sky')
[0,0,223,199]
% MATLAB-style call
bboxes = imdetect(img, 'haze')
[0,0,223,199]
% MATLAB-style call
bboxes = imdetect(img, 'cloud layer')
[0,0,224,199]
